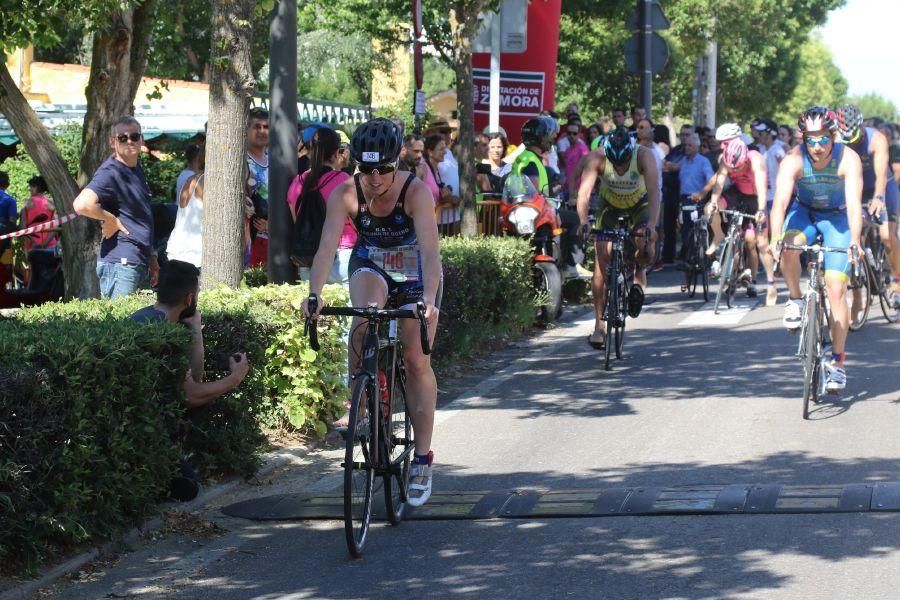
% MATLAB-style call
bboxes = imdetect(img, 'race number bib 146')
[367,245,421,282]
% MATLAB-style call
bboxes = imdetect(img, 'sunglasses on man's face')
[804,135,831,148]
[116,131,144,144]
[358,162,397,176]
[567,130,579,136]
[116,132,142,143]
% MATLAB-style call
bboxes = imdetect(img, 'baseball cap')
[301,122,329,144]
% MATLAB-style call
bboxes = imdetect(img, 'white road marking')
[679,298,760,326]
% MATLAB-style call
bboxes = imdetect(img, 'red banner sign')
[472,0,562,145]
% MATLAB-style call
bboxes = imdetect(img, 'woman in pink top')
[288,127,354,286]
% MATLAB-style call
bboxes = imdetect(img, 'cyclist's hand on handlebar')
[848,242,862,264]
[868,198,885,217]
[689,192,702,203]
[579,221,593,240]
[770,239,783,263]
[755,210,768,228]
[422,300,439,327]
[303,293,322,320]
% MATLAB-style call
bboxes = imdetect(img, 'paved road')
[46,270,900,599]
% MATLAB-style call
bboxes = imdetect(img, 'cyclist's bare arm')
[405,180,443,319]
[637,146,660,228]
[838,145,864,249]
[708,166,729,206]
[769,149,804,252]
[750,151,768,212]
[308,179,354,303]
[576,151,602,226]
[869,129,891,211]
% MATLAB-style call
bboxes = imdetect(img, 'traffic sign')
[624,32,669,75]
[625,1,670,31]
[473,0,528,54]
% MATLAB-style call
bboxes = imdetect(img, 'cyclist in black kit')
[304,118,442,507]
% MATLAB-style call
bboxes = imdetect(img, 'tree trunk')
[0,64,99,299]
[203,0,258,289]
[78,0,159,183]
[451,1,485,237]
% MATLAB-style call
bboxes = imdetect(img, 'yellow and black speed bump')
[221,482,900,522]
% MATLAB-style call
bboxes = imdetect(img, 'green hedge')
[435,236,535,360]
[0,316,190,572]
[1,283,349,572]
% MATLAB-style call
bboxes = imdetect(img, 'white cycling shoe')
[407,463,433,507]
[824,361,847,393]
[783,298,803,330]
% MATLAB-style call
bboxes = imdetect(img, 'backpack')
[291,171,337,267]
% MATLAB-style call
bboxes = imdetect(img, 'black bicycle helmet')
[798,106,837,135]
[836,104,863,143]
[521,117,554,152]
[603,127,634,165]
[350,117,403,166]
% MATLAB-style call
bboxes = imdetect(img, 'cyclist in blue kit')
[769,106,864,393]
[836,104,900,306]
[303,118,442,507]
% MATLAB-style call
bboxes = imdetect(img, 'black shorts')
[348,253,443,310]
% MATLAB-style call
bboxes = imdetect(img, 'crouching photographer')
[130,260,250,500]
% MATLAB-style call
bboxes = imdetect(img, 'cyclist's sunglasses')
[116,132,143,143]
[804,135,832,148]
[358,162,397,175]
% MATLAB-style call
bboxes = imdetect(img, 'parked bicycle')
[777,240,854,419]
[680,204,710,302]
[595,216,644,371]
[305,296,430,558]
[713,209,757,314]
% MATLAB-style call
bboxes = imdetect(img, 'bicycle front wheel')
[848,265,871,331]
[875,245,900,323]
[801,297,821,419]
[714,239,733,314]
[383,365,412,526]
[344,373,377,557]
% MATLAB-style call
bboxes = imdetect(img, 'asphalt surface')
[44,270,900,599]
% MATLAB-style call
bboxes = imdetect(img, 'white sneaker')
[783,298,803,330]
[407,463,433,507]
[824,361,846,393]
[710,260,721,278]
[739,268,752,286]
[575,263,593,279]
[562,265,579,279]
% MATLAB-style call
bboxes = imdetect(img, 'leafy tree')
[848,92,899,123]
[301,0,499,236]
[774,37,848,124]
[556,0,845,122]
[203,0,259,289]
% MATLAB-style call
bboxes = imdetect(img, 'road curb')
[0,448,308,600]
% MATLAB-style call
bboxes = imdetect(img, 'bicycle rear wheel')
[383,365,412,525]
[714,239,733,314]
[344,373,377,557]
[801,297,821,419]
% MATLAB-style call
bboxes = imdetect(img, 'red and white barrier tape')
[0,212,78,241]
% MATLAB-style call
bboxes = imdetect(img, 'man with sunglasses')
[74,115,159,298]
[303,118,442,507]
[769,106,864,393]
[836,104,900,307]
[576,127,660,350]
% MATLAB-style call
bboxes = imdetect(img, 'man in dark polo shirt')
[74,115,159,298]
